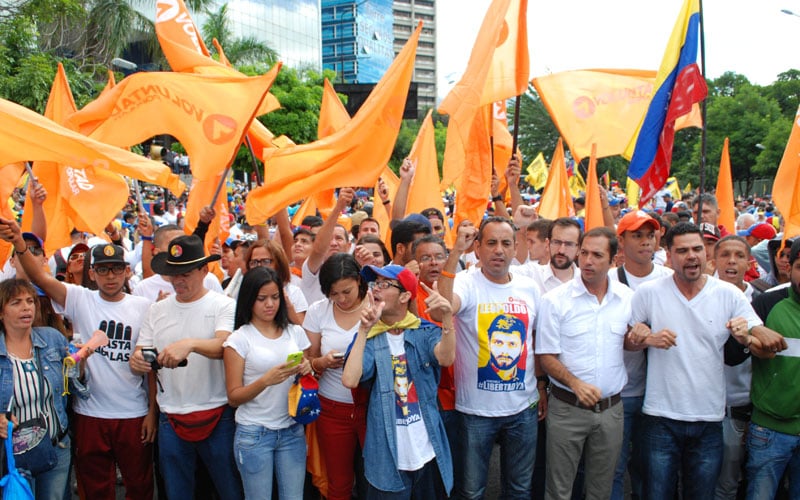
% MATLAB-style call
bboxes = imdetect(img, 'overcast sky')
[436,0,800,99]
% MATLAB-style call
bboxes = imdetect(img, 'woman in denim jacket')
[0,279,84,499]
[343,265,456,498]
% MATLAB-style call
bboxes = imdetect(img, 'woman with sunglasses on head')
[302,252,369,500]
[223,267,311,499]
[64,243,90,287]
[245,239,308,325]
[0,279,85,499]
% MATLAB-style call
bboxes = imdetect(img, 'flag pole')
[698,0,708,213]
[209,168,229,208]
[244,135,263,187]
[511,95,521,153]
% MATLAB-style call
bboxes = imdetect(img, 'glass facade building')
[321,0,395,84]
[202,0,322,70]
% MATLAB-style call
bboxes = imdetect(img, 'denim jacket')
[0,327,84,435]
[359,322,453,494]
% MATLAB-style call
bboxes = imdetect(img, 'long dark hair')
[234,267,289,331]
[318,253,367,299]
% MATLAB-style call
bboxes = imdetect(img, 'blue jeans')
[745,423,800,500]
[25,435,71,500]
[642,415,722,500]
[234,423,306,500]
[366,458,444,499]
[158,407,243,500]
[611,396,643,500]
[455,405,538,500]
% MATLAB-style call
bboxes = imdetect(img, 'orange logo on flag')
[203,114,237,145]
[573,97,595,119]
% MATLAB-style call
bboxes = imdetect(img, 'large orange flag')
[0,97,185,203]
[772,106,800,237]
[67,69,279,181]
[583,144,604,231]
[492,100,514,198]
[406,110,446,218]
[23,64,131,253]
[538,138,574,219]
[453,106,493,227]
[533,69,702,162]
[313,78,352,218]
[439,0,528,189]
[245,23,421,224]
[716,137,735,234]
[155,0,280,159]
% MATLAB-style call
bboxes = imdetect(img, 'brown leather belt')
[551,385,621,413]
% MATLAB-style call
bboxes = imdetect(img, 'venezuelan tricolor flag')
[624,0,707,207]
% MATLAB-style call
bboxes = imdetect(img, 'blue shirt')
[358,322,453,493]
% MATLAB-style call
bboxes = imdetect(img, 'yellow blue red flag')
[625,0,707,206]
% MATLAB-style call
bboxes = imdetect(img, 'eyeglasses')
[26,246,43,257]
[418,254,447,264]
[550,239,578,249]
[369,280,404,292]
[69,253,85,262]
[93,264,126,276]
[248,258,273,269]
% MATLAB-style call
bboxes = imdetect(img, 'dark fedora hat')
[151,235,221,276]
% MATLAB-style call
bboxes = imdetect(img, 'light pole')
[781,8,800,18]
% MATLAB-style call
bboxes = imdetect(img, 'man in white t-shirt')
[130,234,242,500]
[608,210,673,500]
[627,222,769,499]
[0,218,155,500]
[437,217,545,499]
[132,224,222,302]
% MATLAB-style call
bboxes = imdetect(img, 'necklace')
[334,300,363,314]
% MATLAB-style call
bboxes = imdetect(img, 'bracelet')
[440,270,456,279]
[140,235,154,241]
[492,195,503,202]
[382,199,391,205]
[441,327,453,335]
[14,245,27,256]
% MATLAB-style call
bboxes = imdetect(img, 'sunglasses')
[17,246,44,257]
[69,253,85,262]
[93,264,127,276]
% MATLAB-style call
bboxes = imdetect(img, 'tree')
[202,3,278,67]
[765,69,800,119]
[512,85,560,164]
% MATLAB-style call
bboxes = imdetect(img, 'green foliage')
[512,85,560,164]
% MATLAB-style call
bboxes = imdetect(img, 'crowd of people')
[0,154,795,500]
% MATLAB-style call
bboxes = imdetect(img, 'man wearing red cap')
[608,211,673,500]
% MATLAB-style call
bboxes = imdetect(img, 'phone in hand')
[331,352,346,360]
[285,352,304,368]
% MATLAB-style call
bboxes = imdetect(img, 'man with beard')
[531,218,581,294]
[477,314,526,386]
[627,222,781,499]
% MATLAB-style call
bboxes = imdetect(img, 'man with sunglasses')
[9,232,47,281]
[0,217,156,499]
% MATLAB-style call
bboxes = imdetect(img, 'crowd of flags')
[1,0,800,266]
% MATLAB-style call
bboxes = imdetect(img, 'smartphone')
[285,352,304,368]
[331,352,346,360]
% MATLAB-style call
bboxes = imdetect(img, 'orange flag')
[155,0,280,159]
[453,105,493,227]
[23,64,131,252]
[373,167,400,245]
[101,69,116,96]
[0,164,26,266]
[492,100,514,198]
[532,69,702,162]
[538,138,574,219]
[184,173,231,250]
[439,0,528,189]
[0,97,185,215]
[772,106,800,237]
[716,137,735,234]
[68,69,280,181]
[406,110,446,218]
[245,23,421,224]
[583,144,604,231]
[312,78,352,217]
